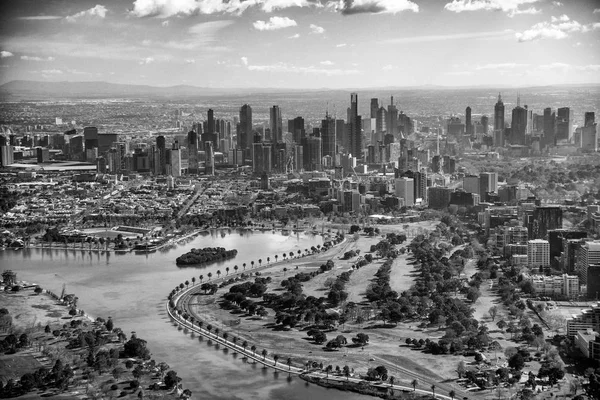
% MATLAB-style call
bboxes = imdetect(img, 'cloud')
[310,24,325,34]
[245,61,359,75]
[128,0,315,17]
[21,55,55,61]
[241,56,249,66]
[0,51,13,58]
[162,20,169,27]
[145,20,234,51]
[552,1,562,6]
[444,0,541,17]
[336,43,347,47]
[253,16,297,31]
[139,57,154,64]
[594,8,600,14]
[475,63,529,70]
[40,69,63,74]
[333,0,418,15]
[17,16,63,20]
[185,59,195,64]
[516,14,599,42]
[381,64,394,71]
[320,60,334,65]
[66,5,108,22]
[384,29,513,44]
[538,63,600,72]
[288,33,300,39]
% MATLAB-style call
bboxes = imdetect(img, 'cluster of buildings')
[568,303,600,363]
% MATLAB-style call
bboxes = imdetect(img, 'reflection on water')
[0,231,368,399]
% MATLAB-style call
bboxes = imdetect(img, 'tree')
[457,361,466,378]
[261,349,267,361]
[185,280,189,288]
[497,319,507,331]
[411,379,418,392]
[273,354,279,366]
[192,277,196,286]
[199,275,204,283]
[105,317,114,332]
[449,389,456,400]
[250,344,256,355]
[234,265,239,274]
[164,370,179,389]
[226,267,230,275]
[343,365,350,381]
[34,286,43,295]
[431,384,436,398]
[488,306,498,321]
[207,272,212,281]
[508,353,525,371]
[217,270,221,279]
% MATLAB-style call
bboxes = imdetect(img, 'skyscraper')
[479,172,498,201]
[204,141,214,175]
[493,94,504,146]
[270,105,282,143]
[387,96,398,137]
[395,177,415,206]
[370,98,379,119]
[167,140,181,177]
[207,109,215,134]
[349,93,362,158]
[556,107,570,142]
[288,117,305,143]
[376,106,386,138]
[481,115,489,135]
[511,98,527,145]
[187,130,199,174]
[321,114,336,160]
[543,107,556,147]
[239,104,252,150]
[465,106,473,136]
[156,135,166,175]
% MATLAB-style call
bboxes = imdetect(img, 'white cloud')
[475,63,529,70]
[310,24,325,34]
[66,5,108,22]
[66,68,92,75]
[41,69,63,74]
[144,20,233,51]
[551,1,562,6]
[139,57,154,64]
[241,57,248,66]
[516,15,599,42]
[333,0,418,15]
[444,0,541,17]
[162,20,169,27]
[288,33,300,39]
[129,0,315,17]
[21,55,55,61]
[382,64,394,71]
[253,16,297,31]
[538,63,600,72]
[185,59,195,64]
[246,61,359,76]
[336,43,347,47]
[385,29,513,44]
[17,15,62,20]
[320,60,334,65]
[594,8,600,14]
[0,51,13,58]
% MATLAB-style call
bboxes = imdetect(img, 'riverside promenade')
[167,244,453,400]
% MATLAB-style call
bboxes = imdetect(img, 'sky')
[0,0,599,89]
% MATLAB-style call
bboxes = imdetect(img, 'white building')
[576,241,600,286]
[527,239,550,268]
[395,177,414,207]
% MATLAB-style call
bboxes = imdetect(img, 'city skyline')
[0,0,599,88]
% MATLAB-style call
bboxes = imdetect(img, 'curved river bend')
[0,229,369,400]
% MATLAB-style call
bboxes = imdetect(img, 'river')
[0,229,369,400]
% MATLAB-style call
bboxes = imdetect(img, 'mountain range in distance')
[1,80,599,100]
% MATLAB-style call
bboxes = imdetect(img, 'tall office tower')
[528,206,563,240]
[463,175,480,195]
[204,141,214,176]
[395,177,415,206]
[479,172,498,201]
[465,107,473,136]
[376,106,387,137]
[187,130,199,174]
[167,140,181,177]
[83,126,99,151]
[582,112,598,151]
[270,105,282,143]
[0,135,13,167]
[207,109,215,134]
[349,93,362,158]
[527,239,550,268]
[387,96,398,136]
[302,135,322,171]
[321,114,336,159]
[293,144,303,171]
[156,135,166,175]
[556,107,570,142]
[548,229,587,262]
[585,112,595,127]
[481,115,489,135]
[370,98,379,119]
[335,119,346,148]
[239,104,253,150]
[526,107,533,136]
[493,94,504,146]
[576,242,600,288]
[288,117,305,143]
[98,134,118,155]
[511,98,527,145]
[543,107,556,147]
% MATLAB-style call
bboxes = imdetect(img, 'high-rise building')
[494,93,505,133]
[527,239,550,268]
[543,107,556,147]
[83,126,99,150]
[204,141,214,175]
[288,117,305,143]
[335,119,346,148]
[576,241,600,287]
[556,107,570,142]
[321,114,336,160]
[207,109,215,134]
[167,140,181,177]
[581,112,597,152]
[156,135,167,175]
[187,130,199,174]
[0,136,13,166]
[239,104,253,150]
[479,172,498,200]
[463,175,480,195]
[370,98,379,119]
[387,96,398,137]
[465,107,473,136]
[511,99,527,145]
[548,229,587,263]
[303,135,322,171]
[349,93,362,158]
[376,106,386,137]
[428,187,452,209]
[528,206,563,240]
[395,177,414,206]
[270,105,282,143]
